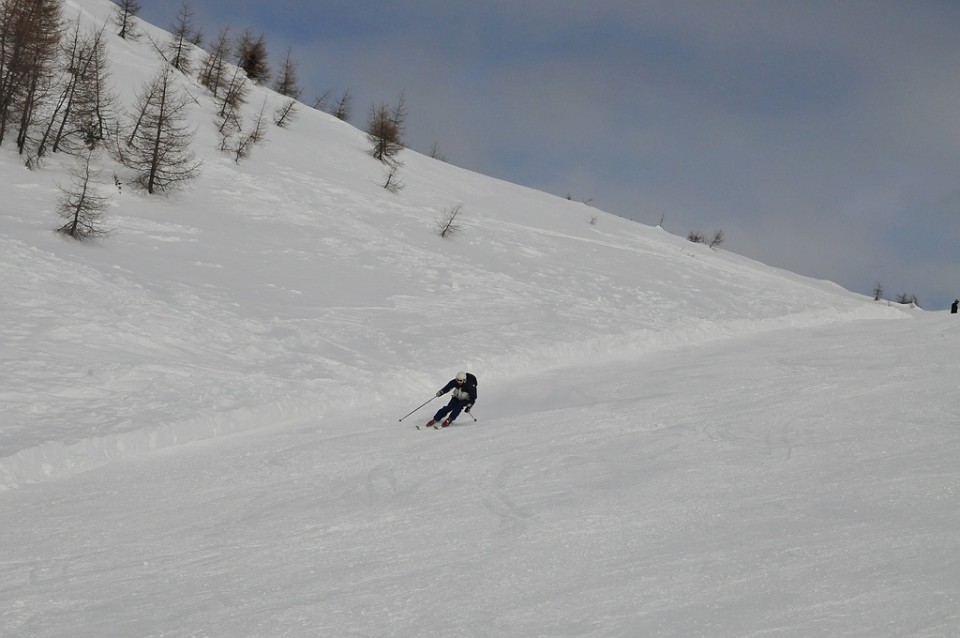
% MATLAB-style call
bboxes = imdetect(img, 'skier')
[952,299,958,314]
[426,371,477,427]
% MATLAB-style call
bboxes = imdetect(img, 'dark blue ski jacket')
[438,373,478,405]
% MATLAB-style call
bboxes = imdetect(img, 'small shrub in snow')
[273,98,299,128]
[382,160,404,194]
[329,89,352,122]
[436,203,464,239]
[896,293,920,307]
[708,229,724,249]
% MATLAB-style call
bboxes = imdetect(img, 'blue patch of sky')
[715,49,858,119]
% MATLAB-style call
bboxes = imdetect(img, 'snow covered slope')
[3,2,957,637]
[0,0,905,486]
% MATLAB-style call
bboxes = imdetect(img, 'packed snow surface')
[1,1,958,636]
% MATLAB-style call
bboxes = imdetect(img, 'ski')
[415,418,467,429]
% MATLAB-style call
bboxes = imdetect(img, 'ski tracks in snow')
[479,462,535,534]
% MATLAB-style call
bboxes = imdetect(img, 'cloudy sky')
[137,0,960,309]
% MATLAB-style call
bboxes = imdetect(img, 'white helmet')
[456,371,467,382]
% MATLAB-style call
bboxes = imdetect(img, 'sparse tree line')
[873,283,920,308]
[687,229,724,249]
[0,0,448,241]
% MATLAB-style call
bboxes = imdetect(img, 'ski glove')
[465,404,472,413]
[436,390,443,397]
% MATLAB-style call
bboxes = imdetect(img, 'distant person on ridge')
[426,371,478,428]
[952,299,958,314]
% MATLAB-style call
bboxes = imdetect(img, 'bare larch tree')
[198,25,230,98]
[329,88,351,121]
[215,64,248,141]
[37,23,115,159]
[168,0,201,74]
[270,47,300,128]
[122,66,199,194]
[235,29,269,83]
[56,147,110,239]
[112,0,141,40]
[435,203,465,239]
[272,47,301,99]
[367,91,406,162]
[226,98,267,163]
[0,0,63,153]
[273,97,298,128]
[311,89,331,111]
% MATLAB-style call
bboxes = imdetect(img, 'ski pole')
[398,396,436,422]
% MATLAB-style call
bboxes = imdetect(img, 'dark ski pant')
[434,398,470,423]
